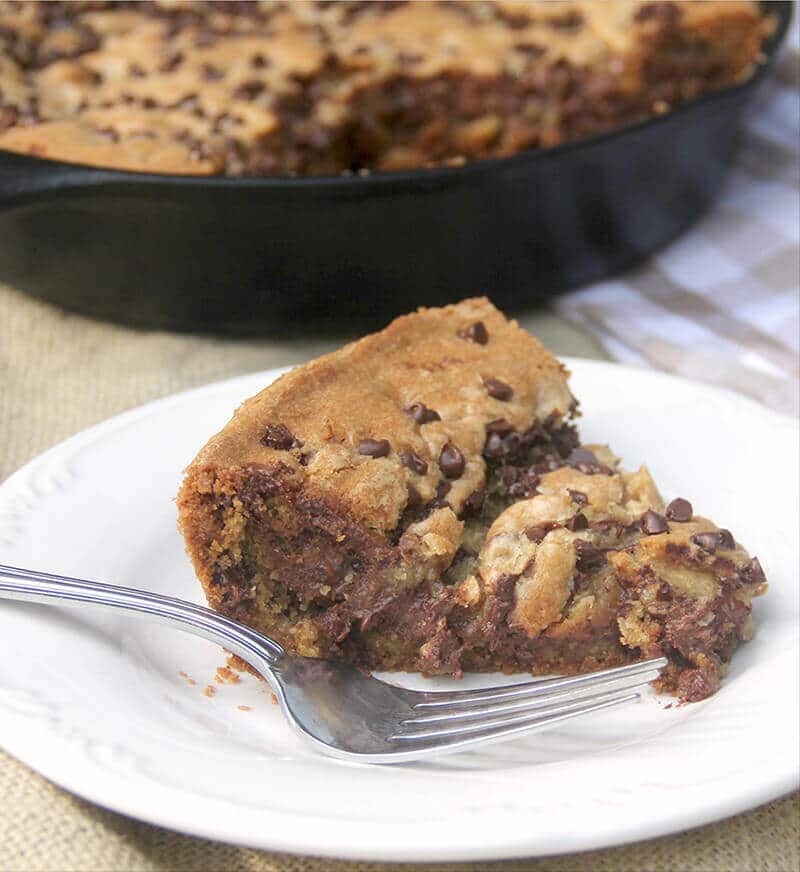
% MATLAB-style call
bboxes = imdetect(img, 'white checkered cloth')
[557,22,800,416]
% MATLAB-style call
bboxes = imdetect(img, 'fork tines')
[389,657,667,746]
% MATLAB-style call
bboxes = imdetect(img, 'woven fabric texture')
[558,31,800,415]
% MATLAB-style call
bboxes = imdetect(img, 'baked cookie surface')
[0,1,770,175]
[178,299,766,701]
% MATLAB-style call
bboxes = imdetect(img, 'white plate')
[0,360,797,863]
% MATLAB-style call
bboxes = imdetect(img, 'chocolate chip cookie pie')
[0,1,770,175]
[178,298,767,702]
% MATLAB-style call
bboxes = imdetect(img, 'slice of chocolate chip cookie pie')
[178,298,766,702]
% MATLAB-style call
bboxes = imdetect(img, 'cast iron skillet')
[0,2,791,334]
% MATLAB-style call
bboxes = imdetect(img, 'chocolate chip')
[404,402,440,424]
[463,489,485,516]
[483,432,505,460]
[691,531,722,553]
[520,421,547,446]
[568,489,588,505]
[693,529,735,551]
[514,42,545,56]
[641,510,669,535]
[160,52,184,72]
[251,54,270,68]
[201,63,223,80]
[260,423,299,450]
[508,469,539,500]
[425,479,452,511]
[234,79,265,100]
[591,518,629,537]
[502,432,522,457]
[486,418,513,435]
[566,512,588,531]
[457,321,489,344]
[524,525,549,543]
[484,377,513,401]
[666,498,693,522]
[717,529,736,550]
[405,485,423,509]
[129,63,146,78]
[439,443,465,479]
[500,11,530,28]
[548,10,584,30]
[500,466,539,499]
[568,447,598,466]
[551,422,581,457]
[177,94,203,117]
[567,447,612,476]
[741,556,766,586]
[359,438,390,458]
[574,540,605,571]
[399,449,427,475]
[499,465,519,485]
[435,480,452,500]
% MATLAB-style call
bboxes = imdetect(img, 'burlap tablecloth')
[1,282,797,872]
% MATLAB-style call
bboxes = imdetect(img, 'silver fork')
[0,564,667,764]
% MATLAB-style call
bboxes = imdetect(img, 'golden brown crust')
[188,297,574,530]
[0,1,770,175]
[177,298,767,702]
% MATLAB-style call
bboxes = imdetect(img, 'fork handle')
[0,564,286,671]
